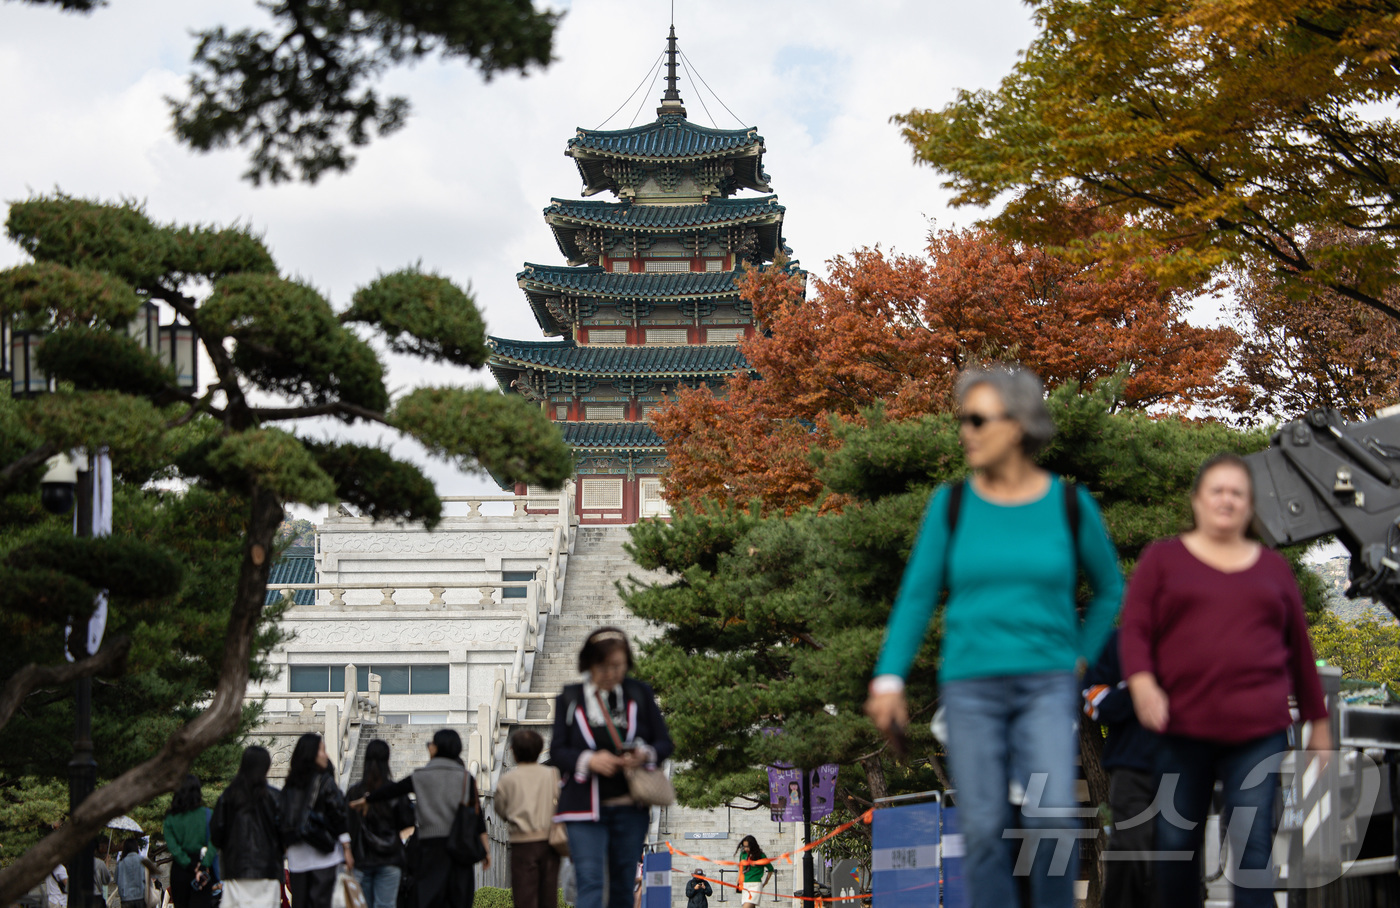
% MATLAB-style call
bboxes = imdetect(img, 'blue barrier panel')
[941,807,967,908]
[643,850,672,908]
[871,800,940,908]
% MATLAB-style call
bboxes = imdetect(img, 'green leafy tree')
[1310,613,1400,688]
[0,194,572,900]
[896,0,1400,325]
[14,0,559,185]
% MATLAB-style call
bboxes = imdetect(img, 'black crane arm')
[1245,408,1400,620]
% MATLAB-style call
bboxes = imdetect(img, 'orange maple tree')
[652,220,1241,512]
[1233,236,1400,422]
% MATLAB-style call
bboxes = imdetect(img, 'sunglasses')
[958,412,1013,429]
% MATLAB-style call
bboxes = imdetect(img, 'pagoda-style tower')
[488,27,791,524]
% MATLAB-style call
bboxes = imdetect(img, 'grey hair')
[955,365,1056,455]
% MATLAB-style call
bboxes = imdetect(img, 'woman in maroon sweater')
[1120,452,1329,908]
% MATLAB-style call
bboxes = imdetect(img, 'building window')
[640,478,670,518]
[585,405,625,421]
[610,260,631,273]
[289,665,334,693]
[503,570,535,599]
[588,328,627,345]
[643,259,689,273]
[411,665,450,695]
[644,328,688,345]
[707,327,744,344]
[582,478,624,510]
[705,259,723,272]
[287,664,450,695]
[555,405,568,420]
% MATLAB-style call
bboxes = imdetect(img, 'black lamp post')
[7,303,199,908]
[38,451,94,908]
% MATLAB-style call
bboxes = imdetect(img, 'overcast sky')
[0,0,1039,499]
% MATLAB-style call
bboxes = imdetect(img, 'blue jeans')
[355,865,402,908]
[1154,731,1288,908]
[942,671,1082,908]
[566,805,651,908]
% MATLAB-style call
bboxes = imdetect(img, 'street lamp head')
[40,451,78,514]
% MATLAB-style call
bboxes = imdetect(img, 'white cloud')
[0,0,1038,495]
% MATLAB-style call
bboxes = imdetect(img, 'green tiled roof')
[546,196,782,229]
[488,337,746,377]
[266,546,316,605]
[568,115,770,198]
[568,120,761,160]
[545,197,786,266]
[562,422,664,449]
[518,264,742,300]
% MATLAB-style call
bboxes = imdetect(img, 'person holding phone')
[548,628,673,908]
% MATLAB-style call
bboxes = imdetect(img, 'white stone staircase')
[524,527,665,726]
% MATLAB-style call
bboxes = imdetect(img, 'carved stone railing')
[271,579,546,616]
[246,666,382,786]
[503,691,556,724]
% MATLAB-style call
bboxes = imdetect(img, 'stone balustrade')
[271,579,547,609]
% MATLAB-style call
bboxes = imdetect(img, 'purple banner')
[766,764,838,822]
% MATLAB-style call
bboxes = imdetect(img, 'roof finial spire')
[657,23,686,119]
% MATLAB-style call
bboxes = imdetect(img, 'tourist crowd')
[35,363,1328,908]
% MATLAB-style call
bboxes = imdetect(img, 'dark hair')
[167,774,203,815]
[1191,452,1253,497]
[121,837,142,857]
[510,729,544,764]
[361,740,392,791]
[738,835,764,859]
[225,745,272,808]
[432,729,463,764]
[578,626,634,673]
[286,733,330,790]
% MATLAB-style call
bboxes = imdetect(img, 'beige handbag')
[595,692,676,807]
[623,767,676,807]
[548,821,571,857]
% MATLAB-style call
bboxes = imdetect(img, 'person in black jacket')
[1083,628,1159,908]
[684,871,712,908]
[280,734,353,908]
[210,746,283,908]
[346,741,415,908]
[547,627,674,908]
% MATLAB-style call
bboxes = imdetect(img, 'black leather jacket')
[279,769,349,853]
[210,783,283,880]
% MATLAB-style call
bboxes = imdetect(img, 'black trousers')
[415,838,476,908]
[1103,767,1157,908]
[288,866,339,908]
[170,864,214,908]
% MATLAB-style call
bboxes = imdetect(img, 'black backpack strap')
[1063,480,1081,548]
[944,479,966,538]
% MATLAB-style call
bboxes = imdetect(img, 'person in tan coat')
[495,730,562,908]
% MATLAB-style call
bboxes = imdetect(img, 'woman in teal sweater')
[865,365,1122,908]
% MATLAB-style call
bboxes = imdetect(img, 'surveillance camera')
[40,452,78,515]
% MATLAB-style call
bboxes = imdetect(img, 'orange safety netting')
[664,809,877,904]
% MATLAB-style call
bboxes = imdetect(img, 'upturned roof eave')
[486,353,745,380]
[516,264,745,302]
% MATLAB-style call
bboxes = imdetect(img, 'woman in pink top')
[1120,452,1330,908]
